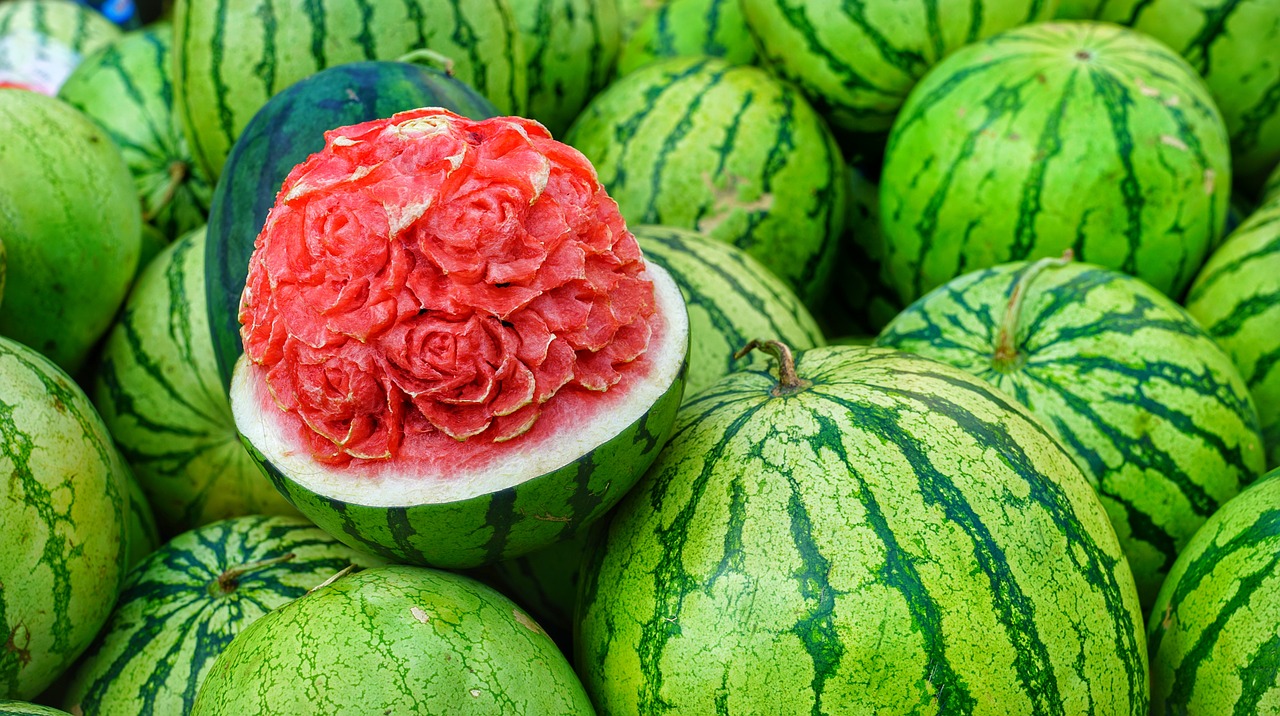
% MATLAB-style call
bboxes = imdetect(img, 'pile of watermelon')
[1,0,1278,713]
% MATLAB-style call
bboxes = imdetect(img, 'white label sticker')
[0,30,82,95]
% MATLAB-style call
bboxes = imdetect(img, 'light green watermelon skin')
[0,88,141,375]
[877,261,1266,606]
[511,0,619,138]
[880,21,1231,306]
[94,227,298,535]
[739,0,1057,133]
[0,702,71,716]
[58,27,213,240]
[1055,0,1102,17]
[0,336,130,700]
[62,515,383,716]
[634,225,825,398]
[577,346,1148,714]
[1185,201,1280,470]
[0,0,120,94]
[615,0,755,77]
[566,56,848,307]
[1097,0,1280,191]
[190,566,594,714]
[173,0,526,179]
[1147,467,1280,715]
[1263,163,1279,206]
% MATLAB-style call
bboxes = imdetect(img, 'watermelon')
[1264,162,1280,206]
[565,56,848,307]
[0,0,119,95]
[510,0,619,138]
[0,88,141,375]
[877,259,1266,606]
[1055,0,1101,18]
[122,469,159,567]
[1097,0,1280,191]
[229,109,689,569]
[173,0,525,179]
[481,530,588,638]
[633,225,825,399]
[205,60,498,391]
[1147,467,1280,715]
[62,515,383,716]
[739,0,1056,133]
[615,0,756,77]
[0,703,70,716]
[577,342,1148,713]
[880,21,1232,306]
[190,565,592,713]
[0,236,6,311]
[58,26,212,240]
[0,336,130,700]
[1185,200,1280,470]
[95,227,297,535]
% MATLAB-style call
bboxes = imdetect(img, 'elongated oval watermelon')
[1185,201,1280,470]
[877,259,1266,605]
[173,0,525,178]
[881,21,1232,306]
[1147,467,1280,715]
[566,56,848,308]
[577,343,1148,713]
[0,336,130,700]
[58,26,212,240]
[615,0,755,77]
[62,515,382,716]
[510,0,619,138]
[0,0,119,94]
[95,227,298,535]
[205,60,498,391]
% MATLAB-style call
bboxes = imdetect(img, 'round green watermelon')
[189,566,593,714]
[578,343,1148,713]
[510,0,620,137]
[0,336,130,700]
[615,0,756,77]
[880,21,1231,306]
[0,0,120,95]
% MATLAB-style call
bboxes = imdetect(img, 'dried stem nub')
[734,339,810,396]
[992,250,1074,372]
[209,552,296,597]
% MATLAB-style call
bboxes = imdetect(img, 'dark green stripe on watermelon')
[205,60,497,391]
[615,0,756,77]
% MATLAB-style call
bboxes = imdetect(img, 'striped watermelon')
[173,0,525,179]
[739,0,1056,133]
[62,515,382,715]
[1097,0,1280,191]
[0,0,119,94]
[1055,0,1101,18]
[482,531,588,638]
[565,56,848,307]
[0,236,6,310]
[1147,467,1280,715]
[122,470,159,567]
[615,0,756,77]
[0,336,130,700]
[58,26,212,240]
[190,566,593,714]
[1185,200,1280,469]
[881,22,1232,306]
[205,60,498,391]
[1264,163,1279,206]
[633,225,825,398]
[577,343,1147,713]
[510,0,619,138]
[877,259,1266,606]
[95,227,297,534]
[0,703,70,716]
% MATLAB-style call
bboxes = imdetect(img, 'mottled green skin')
[1186,201,1280,470]
[511,0,619,137]
[1097,0,1280,190]
[1055,0,1101,17]
[122,469,160,568]
[881,22,1232,306]
[740,0,1056,132]
[635,225,825,399]
[566,57,848,307]
[190,566,594,714]
[0,337,130,700]
[578,346,1148,715]
[1264,163,1280,206]
[0,0,120,92]
[173,0,525,179]
[1148,468,1280,715]
[205,61,497,391]
[58,27,212,240]
[877,261,1266,606]
[616,0,755,77]
[484,530,589,636]
[63,515,383,716]
[242,353,686,569]
[95,228,297,535]
[0,89,141,375]
[0,702,71,716]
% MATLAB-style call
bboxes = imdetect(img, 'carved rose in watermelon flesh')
[238,108,657,465]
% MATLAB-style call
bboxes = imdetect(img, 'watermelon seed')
[209,552,297,596]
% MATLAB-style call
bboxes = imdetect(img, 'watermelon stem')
[210,552,296,596]
[992,250,1074,372]
[734,339,810,396]
[308,564,358,596]
[142,160,190,223]
[397,49,456,77]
